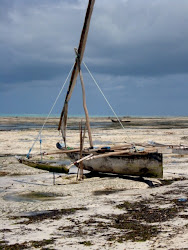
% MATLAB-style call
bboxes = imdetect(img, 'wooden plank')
[84,148,159,160]
[85,150,132,160]
[45,148,80,154]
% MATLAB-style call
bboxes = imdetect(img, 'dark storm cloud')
[1,0,188,85]
[1,0,188,87]
[0,0,85,89]
[86,0,188,76]
[0,0,188,116]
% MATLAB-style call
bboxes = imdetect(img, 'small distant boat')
[111,119,131,123]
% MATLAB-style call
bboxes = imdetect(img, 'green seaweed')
[0,171,8,177]
[93,188,125,196]
[30,238,55,248]
[81,215,159,242]
[116,201,179,223]
[79,241,93,246]
[11,207,87,224]
[0,238,55,250]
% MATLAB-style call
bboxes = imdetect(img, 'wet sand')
[0,116,188,249]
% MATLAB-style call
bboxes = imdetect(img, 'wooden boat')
[66,150,162,178]
[111,119,131,123]
[56,0,163,178]
[18,0,166,178]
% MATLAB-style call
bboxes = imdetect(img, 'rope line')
[39,134,42,161]
[27,62,74,158]
[83,61,133,144]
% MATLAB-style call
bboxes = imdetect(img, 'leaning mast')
[58,0,95,148]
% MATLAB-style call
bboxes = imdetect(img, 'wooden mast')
[79,69,93,148]
[75,48,93,148]
[58,0,95,147]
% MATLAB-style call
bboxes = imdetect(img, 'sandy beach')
[0,116,188,249]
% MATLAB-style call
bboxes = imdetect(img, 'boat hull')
[17,157,69,173]
[111,119,130,123]
[66,152,163,178]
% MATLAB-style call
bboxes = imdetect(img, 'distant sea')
[1,114,187,131]
[0,114,111,118]
[0,113,181,118]
[0,114,59,118]
[0,113,113,131]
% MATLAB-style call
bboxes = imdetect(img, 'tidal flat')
[0,116,188,249]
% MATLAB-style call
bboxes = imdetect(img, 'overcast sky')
[1,0,188,117]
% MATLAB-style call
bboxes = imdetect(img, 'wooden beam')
[66,154,93,169]
[79,121,84,179]
[79,68,93,148]
[85,150,132,160]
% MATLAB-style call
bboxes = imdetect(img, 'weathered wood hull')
[17,157,69,173]
[66,152,163,178]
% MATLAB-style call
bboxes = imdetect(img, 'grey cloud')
[86,0,188,76]
[1,0,188,86]
[0,0,188,116]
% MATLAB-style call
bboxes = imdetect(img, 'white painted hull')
[66,152,163,178]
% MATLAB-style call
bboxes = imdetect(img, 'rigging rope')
[83,61,133,144]
[26,62,75,158]
[39,134,42,161]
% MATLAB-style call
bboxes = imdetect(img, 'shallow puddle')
[18,210,52,217]
[3,192,64,202]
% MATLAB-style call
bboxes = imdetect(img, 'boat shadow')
[84,172,156,187]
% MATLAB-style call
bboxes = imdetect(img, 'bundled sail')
[58,0,95,147]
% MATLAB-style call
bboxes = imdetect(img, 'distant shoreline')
[0,114,188,119]
[1,116,188,131]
